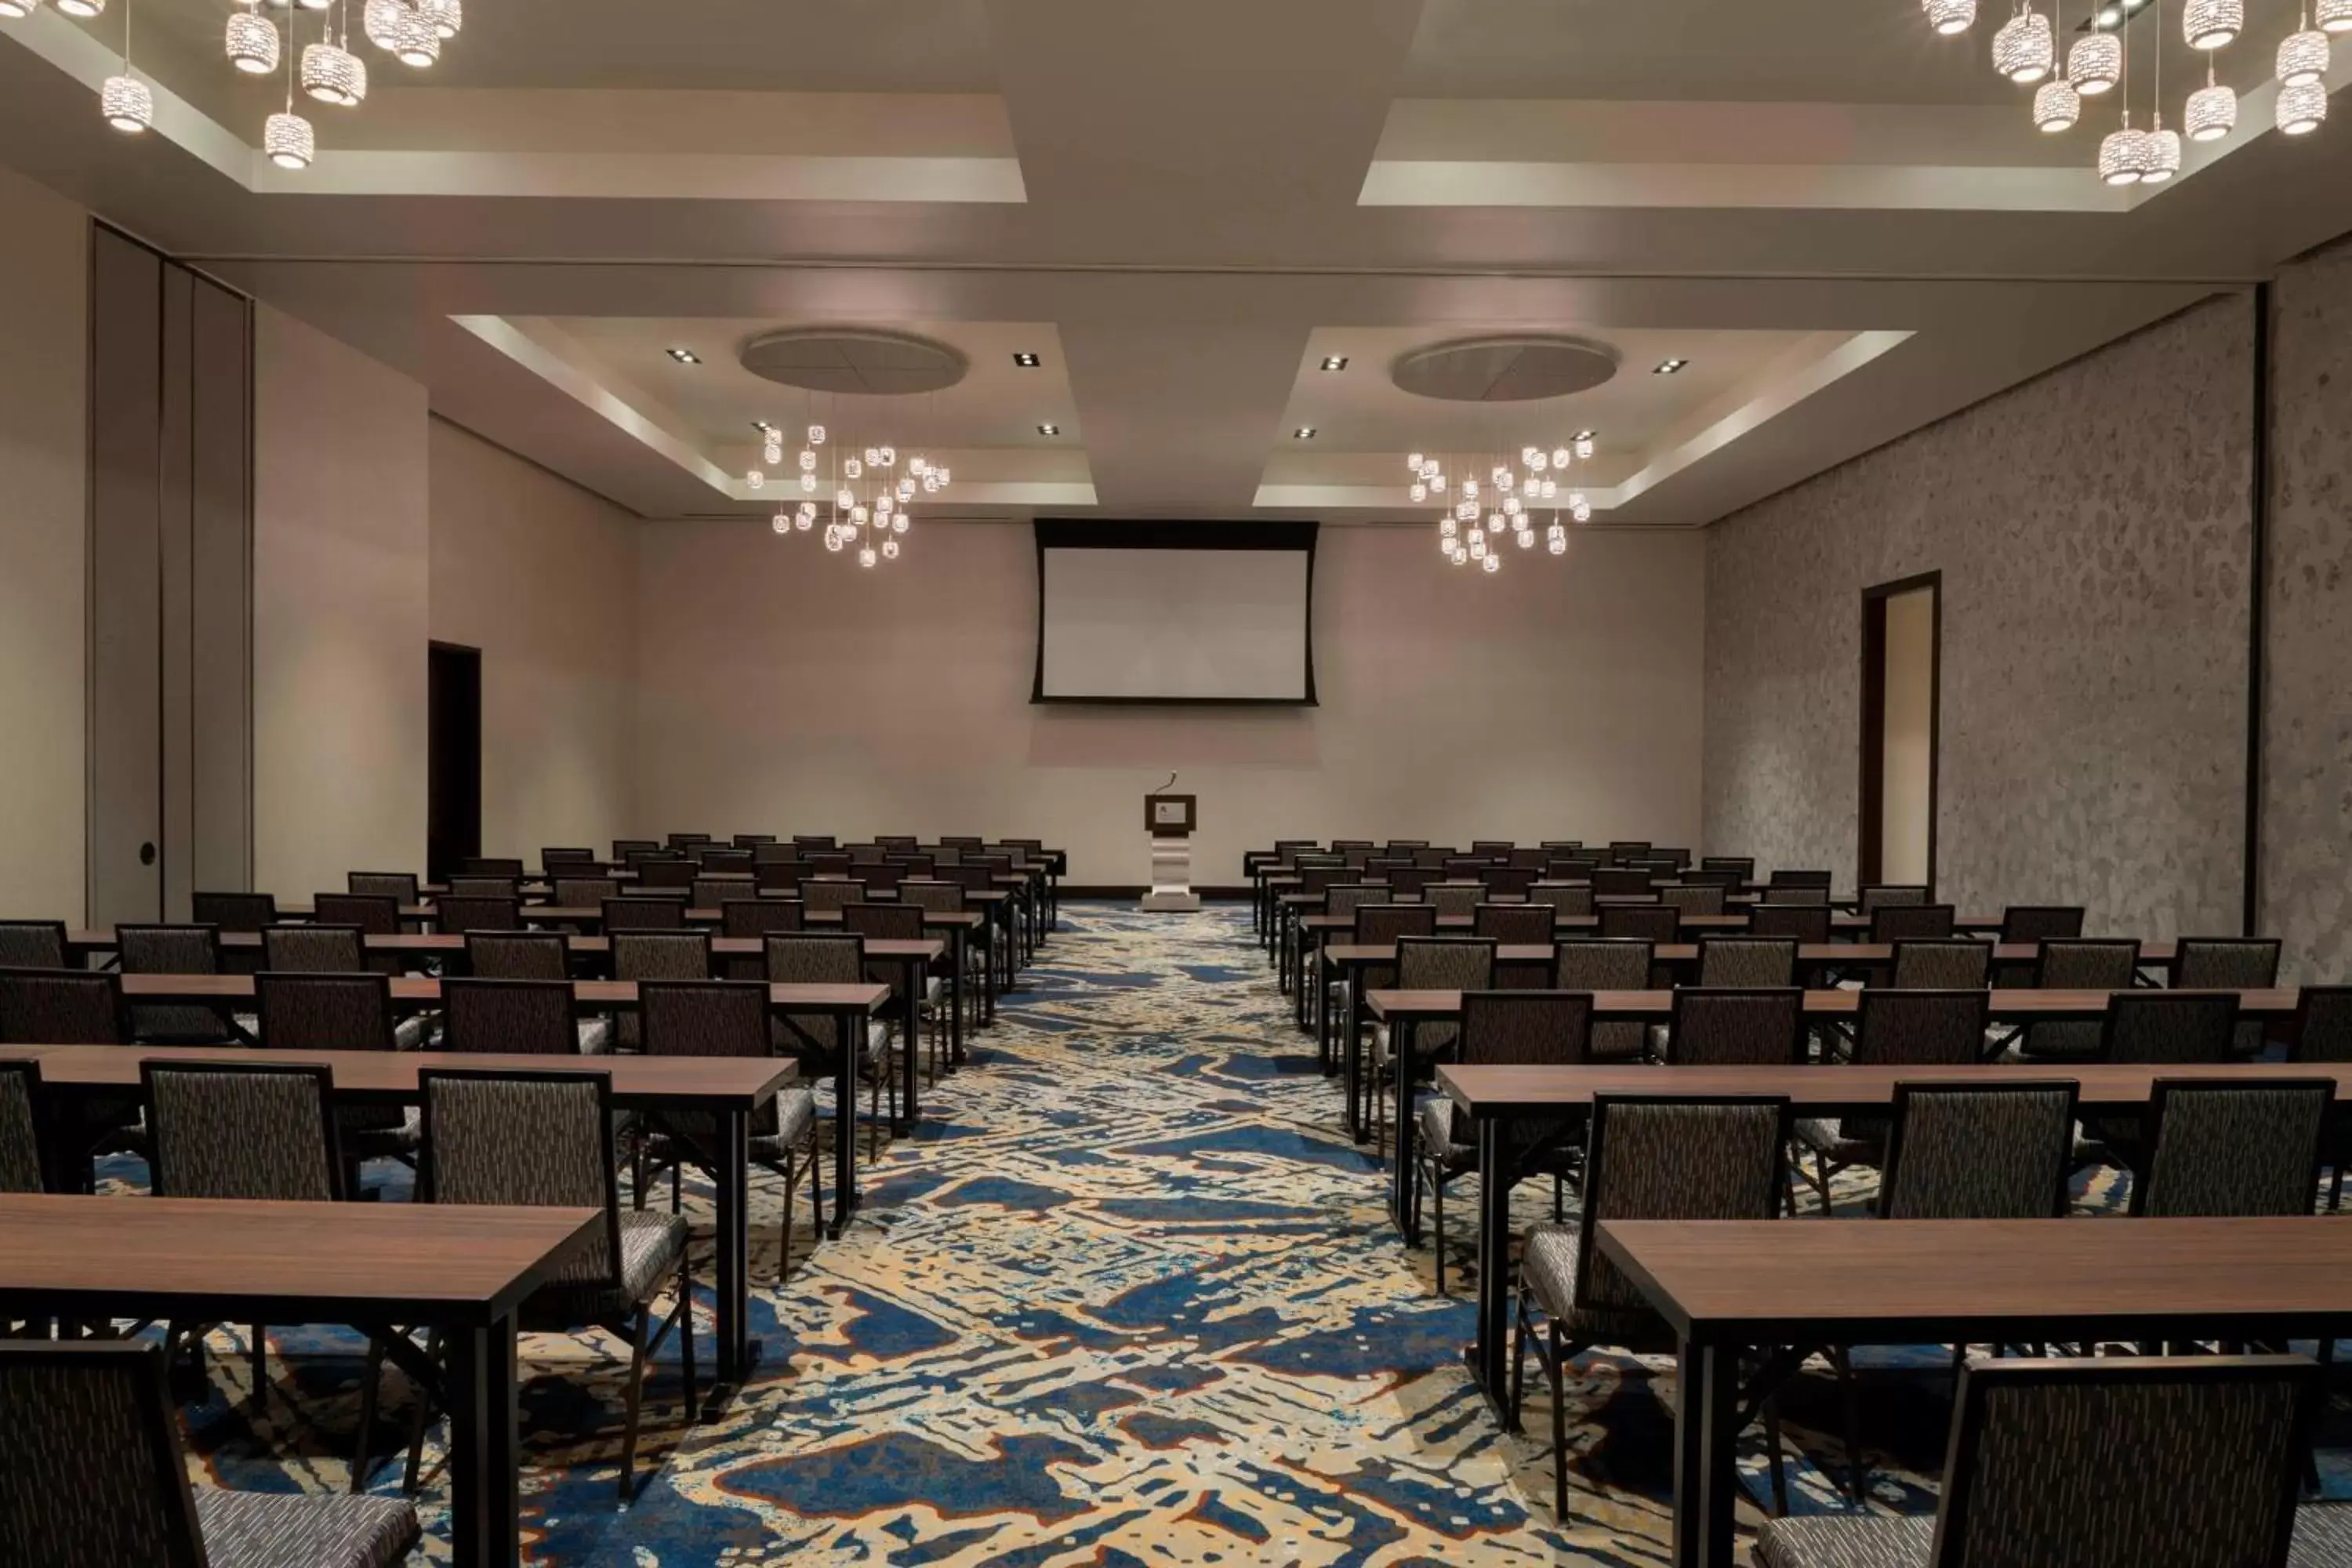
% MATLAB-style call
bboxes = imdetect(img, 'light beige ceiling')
[0,0,2343,526]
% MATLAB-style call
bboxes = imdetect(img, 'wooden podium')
[1142,792,1200,912]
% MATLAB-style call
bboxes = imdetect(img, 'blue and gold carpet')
[163,902,2347,1564]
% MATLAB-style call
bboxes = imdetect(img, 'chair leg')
[401,1329,440,1497]
[678,1264,697,1422]
[1548,1317,1570,1523]
[2332,1164,2344,1214]
[1510,1290,1530,1425]
[1552,1171,1564,1225]
[1833,1347,1864,1504]
[352,1337,386,1494]
[249,1324,267,1410]
[1813,1152,1835,1218]
[619,1306,652,1504]
[780,1154,797,1284]
[1432,1167,1447,1298]
[1762,1393,1790,1517]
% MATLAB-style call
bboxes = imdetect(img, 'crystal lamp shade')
[1548,533,1568,556]
[2034,77,2082,132]
[858,546,877,568]
[2325,0,2352,33]
[101,74,152,132]
[2183,0,2242,49]
[2141,125,2183,182]
[264,111,314,170]
[1481,554,1501,574]
[2068,31,2122,94]
[2097,125,2146,183]
[2278,29,2331,89]
[303,43,366,107]
[1923,0,1976,34]
[362,0,405,51]
[227,12,279,74]
[2186,82,2238,140]
[1993,10,2054,82]
[771,512,792,535]
[2278,78,2329,133]
[394,8,439,67]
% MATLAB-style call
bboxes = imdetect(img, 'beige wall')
[633,521,1706,884]
[429,417,640,862]
[1878,586,1934,886]
[252,305,430,898]
[0,168,87,920]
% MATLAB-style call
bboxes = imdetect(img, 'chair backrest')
[1479,866,1537,898]
[1859,884,1930,913]
[1664,988,1806,1065]
[448,876,521,899]
[1928,1355,2312,1568]
[899,880,964,916]
[1592,866,1653,898]
[927,844,964,869]
[0,968,129,1044]
[1606,841,1652,864]
[1892,939,1992,990]
[1355,903,1437,951]
[2289,986,2352,1063]
[1853,989,1991,1067]
[801,880,869,916]
[0,1061,45,1192]
[1395,937,1496,994]
[1697,937,1796,988]
[794,834,840,851]
[765,934,866,1060]
[612,931,711,982]
[733,834,778,850]
[891,854,936,878]
[692,877,757,909]
[262,924,365,973]
[1661,883,1727,916]
[421,1069,620,1292]
[1599,902,1680,943]
[641,978,771,1062]
[1423,883,1482,918]
[541,846,597,870]
[311,893,401,936]
[2001,904,2085,943]
[878,835,920,850]
[1878,1082,2076,1219]
[434,894,521,935]
[943,864,993,893]
[1556,939,1652,992]
[723,898,807,938]
[805,851,854,877]
[1506,847,1551,871]
[1871,903,1956,942]
[117,924,220,978]
[603,895,688,932]
[2035,938,2141,989]
[466,931,568,981]
[757,862,804,892]
[699,849,754,874]
[254,971,396,1052]
[1325,884,1389,921]
[349,870,420,903]
[846,843,886,866]
[2102,991,2240,1065]
[1411,847,1451,869]
[142,1061,339,1200]
[842,902,924,943]
[1700,855,1755,879]
[0,1341,213,1566]
[1529,882,1595,916]
[2175,938,2283,991]
[754,840,801,865]
[612,838,660,859]
[554,877,622,908]
[443,977,579,1055]
[1769,868,1834,888]
[666,833,713,849]
[1765,883,1831,906]
[462,857,525,879]
[1386,866,1436,898]
[1548,857,1601,882]
[1473,903,1555,944]
[0,921,68,970]
[2131,1079,2330,1218]
[1749,902,1832,942]
[191,891,277,933]
[1573,1096,1787,1318]
[1457,990,1594,1067]
[633,858,699,890]
[1680,868,1743,891]
[861,862,907,894]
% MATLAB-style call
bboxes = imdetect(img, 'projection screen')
[1032,520,1318,704]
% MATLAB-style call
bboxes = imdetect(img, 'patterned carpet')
[158,902,2348,1565]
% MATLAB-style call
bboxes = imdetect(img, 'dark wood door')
[426,641,481,884]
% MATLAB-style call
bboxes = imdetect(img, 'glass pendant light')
[2069,29,2122,93]
[426,0,459,38]
[2098,122,2146,182]
[227,11,280,74]
[100,0,150,132]
[2186,56,2237,139]
[2278,77,2329,132]
[2141,117,2182,181]
[303,42,365,106]
[362,0,403,51]
[1993,7,2054,82]
[1925,0,1978,34]
[2035,75,2082,130]
[2321,0,2352,33]
[2278,24,2331,88]
[394,5,437,67]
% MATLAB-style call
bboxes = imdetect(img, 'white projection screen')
[1033,521,1319,704]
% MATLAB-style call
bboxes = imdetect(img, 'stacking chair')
[1697,937,1797,987]
[252,973,420,1167]
[613,838,661,860]
[1370,938,1495,1156]
[1387,866,1437,899]
[431,894,521,935]
[1857,884,1929,913]
[1512,1095,1788,1522]
[800,880,869,919]
[756,860,804,893]
[1422,881,1481,920]
[554,877,622,909]
[611,931,710,1051]
[349,870,420,904]
[754,840,801,865]
[1338,903,1437,1058]
[446,877,521,900]
[720,898,804,977]
[666,833,713,851]
[1889,938,1992,989]
[1417,992,1595,1296]
[2128,1079,2331,1218]
[1762,883,1831,907]
[699,850,754,876]
[413,1069,692,1501]
[2078,993,2248,1174]
[1528,883,1594,916]
[1605,841,1651,865]
[1680,868,1744,891]
[635,858,699,891]
[1768,869,1833,893]
[460,857,524,880]
[117,924,239,1044]
[795,835,841,851]
[1474,902,1557,944]
[0,1059,41,1192]
[2014,938,2142,1061]
[841,902,944,1087]
[2176,938,2283,1057]
[0,1340,422,1566]
[1325,884,1391,924]
[1663,988,1806,1065]
[0,920,69,968]
[262,924,366,972]
[1869,903,1955,942]
[1548,858,1601,882]
[0,967,131,1044]
[637,981,825,1279]
[313,894,402,944]
[542,847,597,871]
[2289,988,2352,1209]
[691,877,757,909]
[1700,855,1755,880]
[1598,902,1679,944]
[1661,883,1727,916]
[1753,1355,2321,1568]
[604,895,688,933]
[766,934,896,1163]
[1591,866,1653,898]
[1794,990,1991,1212]
[1750,902,1833,943]
[460,933,609,1052]
[805,851,854,877]
[192,892,278,933]
[861,862,908,895]
[1994,903,2085,985]
[441,978,583,1055]
[1879,1081,2077,1221]
[1506,847,1551,872]
[1556,940,1653,1062]
[1480,866,1537,899]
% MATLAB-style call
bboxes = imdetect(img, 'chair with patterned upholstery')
[1764,884,1831,908]
[1880,1081,2077,1220]
[1869,903,1956,942]
[262,924,366,974]
[613,838,662,861]
[1480,866,1538,899]
[446,877,521,900]
[0,1340,422,1566]
[1512,1095,1789,1522]
[1556,940,1653,1062]
[1325,884,1388,924]
[612,931,710,1052]
[461,857,526,880]
[766,934,896,1163]
[1754,1354,2321,1568]
[1995,904,2085,985]
[800,880,869,920]
[2127,1079,2330,1218]
[1334,903,1437,1046]
[1701,855,1756,880]
[1,1060,43,1192]
[0,967,130,1044]
[2103,990,2242,1065]
[252,973,420,1167]
[1697,937,1797,987]
[1751,902,1833,943]
[431,894,521,935]
[1474,902,1557,944]
[1858,884,1929,913]
[1664,988,1806,1065]
[842,902,942,1089]
[1590,866,1653,898]
[603,895,688,934]
[634,858,699,891]
[2289,988,2352,1210]
[2176,938,2284,1057]
[1794,990,1991,1212]
[412,1069,692,1501]
[313,895,401,938]
[720,898,805,978]
[441,978,584,1055]
[459,937,611,1054]
[542,847,598,873]
[1529,883,1595,916]
[1661,883,1728,916]
[1423,883,1483,919]
[2014,938,2142,1061]
[0,920,68,969]
[554,877,622,910]
[349,871,420,905]
[1370,938,1496,1156]
[636,980,826,1280]
[118,924,239,1044]
[1599,902,1680,944]
[689,877,753,910]
[1417,992,1595,1296]
[192,892,278,933]
[1890,939,1992,990]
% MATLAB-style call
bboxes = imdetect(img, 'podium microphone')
[1159,771,1178,792]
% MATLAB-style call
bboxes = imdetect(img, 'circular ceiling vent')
[1389,335,1621,402]
[738,328,969,396]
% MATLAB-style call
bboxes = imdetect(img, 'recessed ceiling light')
[1319,355,1348,372]
[1013,352,1042,368]
[666,347,700,365]
[1293,427,1317,440]
[1037,423,1060,436]
[1653,358,1689,375]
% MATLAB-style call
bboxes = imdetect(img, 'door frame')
[1858,571,1942,891]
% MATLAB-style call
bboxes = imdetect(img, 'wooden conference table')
[1597,1214,2352,1568]
[0,1192,593,1567]
[5,1043,803,1388]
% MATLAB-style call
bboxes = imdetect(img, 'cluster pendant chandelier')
[5,0,466,163]
[1924,0,2343,178]
[753,417,952,570]
[1409,434,1595,575]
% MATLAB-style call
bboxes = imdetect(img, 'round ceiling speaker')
[738,328,969,396]
[1389,336,1621,402]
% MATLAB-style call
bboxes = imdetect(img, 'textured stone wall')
[2264,243,2352,982]
[1704,292,2256,941]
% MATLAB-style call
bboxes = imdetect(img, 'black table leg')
[1343,971,1367,1138]
[1461,1116,1515,1428]
[948,928,966,1066]
[445,1313,519,1568]
[896,956,925,1132]
[714,1105,751,1385]
[1672,1337,1740,1568]
[1388,1022,1420,1243]
[828,1005,862,1237]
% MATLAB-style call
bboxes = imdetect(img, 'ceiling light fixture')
[1293,426,1316,440]
[1924,0,1977,35]
[2035,74,2083,129]
[1653,358,1689,374]
[55,0,98,16]
[666,347,701,365]
[2278,20,2331,85]
[1993,5,2056,81]
[1013,351,1041,368]
[2183,0,2242,47]
[2322,0,2352,33]
[2186,58,2238,138]
[1319,355,1349,372]
[100,0,149,132]
[775,407,949,568]
[1414,438,1592,575]
[2069,27,2122,92]
[1037,423,1060,436]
